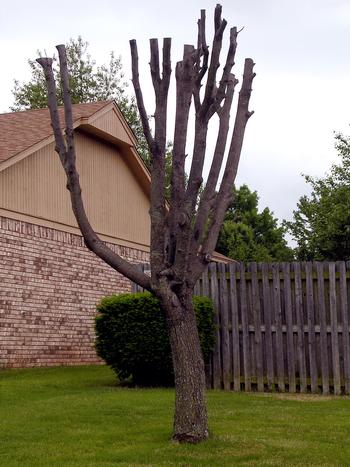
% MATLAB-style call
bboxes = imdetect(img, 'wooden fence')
[134,261,350,394]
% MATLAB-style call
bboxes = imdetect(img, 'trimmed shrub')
[95,292,215,387]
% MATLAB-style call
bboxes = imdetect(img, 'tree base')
[172,430,209,444]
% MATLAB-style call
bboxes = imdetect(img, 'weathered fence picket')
[284,262,296,392]
[229,263,240,391]
[329,262,341,395]
[238,262,249,391]
[305,262,318,393]
[316,262,330,395]
[219,263,230,390]
[209,262,221,389]
[272,263,284,392]
[251,262,264,392]
[294,261,307,393]
[339,261,350,394]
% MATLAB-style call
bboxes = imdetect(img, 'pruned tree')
[37,4,255,443]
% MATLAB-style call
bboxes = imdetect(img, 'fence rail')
[134,261,350,394]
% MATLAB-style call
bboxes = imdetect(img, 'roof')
[211,251,238,264]
[0,101,112,164]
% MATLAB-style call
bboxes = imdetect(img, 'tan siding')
[91,109,133,145]
[0,132,150,247]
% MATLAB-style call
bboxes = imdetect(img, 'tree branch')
[152,38,171,153]
[193,9,209,112]
[200,58,256,264]
[191,74,238,251]
[183,4,228,218]
[150,38,161,93]
[130,38,173,280]
[130,39,154,153]
[209,26,238,116]
[37,50,151,290]
[171,5,228,279]
[200,3,227,118]
[167,46,196,265]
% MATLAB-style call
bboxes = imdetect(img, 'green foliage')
[11,36,149,163]
[286,133,350,260]
[217,184,294,263]
[95,292,215,386]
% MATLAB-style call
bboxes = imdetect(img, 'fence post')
[240,262,251,392]
[250,262,264,391]
[329,262,341,395]
[338,261,350,394]
[293,262,307,393]
[261,263,274,390]
[272,263,285,392]
[316,261,330,395]
[209,262,222,389]
[229,263,241,392]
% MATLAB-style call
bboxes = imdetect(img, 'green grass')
[1,366,350,466]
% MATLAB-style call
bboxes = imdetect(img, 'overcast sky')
[1,0,349,231]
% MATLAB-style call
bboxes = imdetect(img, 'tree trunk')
[162,290,209,443]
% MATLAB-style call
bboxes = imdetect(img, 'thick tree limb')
[167,46,196,265]
[130,38,172,280]
[37,51,151,290]
[171,7,234,280]
[184,3,227,217]
[199,58,256,267]
[150,38,172,278]
[162,38,172,91]
[150,38,161,92]
[191,74,238,251]
[152,38,171,154]
[130,40,154,153]
[200,4,227,118]
[218,28,238,100]
[209,26,238,116]
[193,9,209,112]
[197,10,209,81]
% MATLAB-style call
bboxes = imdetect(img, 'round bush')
[95,292,215,387]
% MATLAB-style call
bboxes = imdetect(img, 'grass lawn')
[1,366,350,466]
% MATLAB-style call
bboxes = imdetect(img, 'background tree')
[217,184,294,262]
[37,5,255,443]
[286,133,350,260]
[11,36,149,163]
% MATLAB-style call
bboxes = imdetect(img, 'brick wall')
[0,216,149,368]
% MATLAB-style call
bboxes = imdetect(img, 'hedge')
[95,292,215,387]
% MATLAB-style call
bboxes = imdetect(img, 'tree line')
[12,37,350,263]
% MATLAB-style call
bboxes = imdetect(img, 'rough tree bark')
[37,4,255,444]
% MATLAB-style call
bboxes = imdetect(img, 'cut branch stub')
[195,9,209,93]
[150,38,161,91]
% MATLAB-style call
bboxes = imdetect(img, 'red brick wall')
[0,216,149,368]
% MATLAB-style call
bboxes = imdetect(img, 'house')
[0,101,152,368]
[0,100,233,369]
